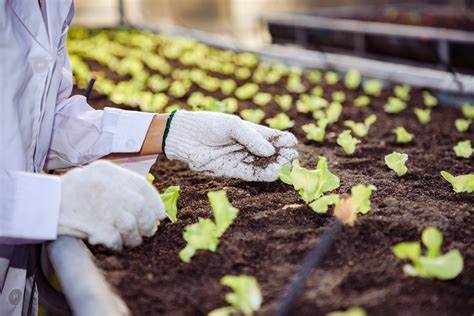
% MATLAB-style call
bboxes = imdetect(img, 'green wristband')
[162,110,178,158]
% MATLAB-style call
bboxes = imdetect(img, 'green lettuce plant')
[220,79,237,95]
[440,171,474,193]
[287,75,306,93]
[151,93,169,112]
[265,113,294,130]
[392,227,464,280]
[332,91,346,103]
[384,97,407,113]
[337,130,360,155]
[385,152,408,176]
[235,83,259,100]
[253,92,272,106]
[311,86,324,97]
[302,119,328,143]
[208,191,239,236]
[344,69,361,90]
[222,97,238,114]
[169,80,191,98]
[414,107,431,124]
[453,140,472,158]
[326,102,343,124]
[325,71,339,85]
[353,95,370,107]
[363,79,382,96]
[146,173,155,184]
[274,94,293,111]
[165,104,181,113]
[148,75,170,92]
[199,76,221,92]
[306,70,322,84]
[209,275,262,316]
[454,118,471,132]
[235,67,251,80]
[462,102,474,119]
[327,307,366,316]
[343,114,377,137]
[393,126,414,144]
[423,91,438,107]
[278,157,340,206]
[161,186,181,222]
[240,109,265,124]
[394,84,410,101]
[296,95,328,113]
[333,184,376,225]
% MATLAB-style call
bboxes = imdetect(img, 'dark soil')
[84,39,474,315]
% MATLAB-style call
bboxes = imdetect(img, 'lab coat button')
[32,57,50,74]
[126,139,136,148]
[8,289,22,305]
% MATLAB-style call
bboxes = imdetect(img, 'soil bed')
[80,32,474,315]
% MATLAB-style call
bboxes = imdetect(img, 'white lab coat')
[0,1,155,314]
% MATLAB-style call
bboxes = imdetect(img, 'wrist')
[140,113,169,155]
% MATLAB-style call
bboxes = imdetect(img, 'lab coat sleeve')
[45,31,155,170]
[0,171,61,244]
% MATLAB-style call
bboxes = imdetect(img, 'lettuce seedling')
[179,218,219,263]
[161,185,181,222]
[279,157,340,205]
[168,80,191,98]
[222,97,238,114]
[235,83,259,100]
[253,92,272,106]
[333,184,376,225]
[287,75,306,93]
[265,113,294,130]
[302,119,328,143]
[311,86,324,97]
[393,126,414,144]
[146,173,155,184]
[462,102,474,119]
[392,227,464,280]
[440,171,474,193]
[165,104,181,113]
[235,67,251,80]
[454,118,471,132]
[337,130,360,155]
[274,94,293,111]
[394,84,410,101]
[325,71,339,85]
[240,109,265,124]
[354,95,370,107]
[148,75,170,92]
[384,97,407,113]
[208,190,239,237]
[343,114,377,137]
[344,69,361,90]
[326,102,343,124]
[296,95,328,113]
[453,140,472,159]
[332,91,346,103]
[265,70,283,84]
[209,275,262,316]
[327,307,367,316]
[363,79,382,96]
[220,79,237,95]
[414,107,431,124]
[423,91,438,107]
[385,152,408,176]
[151,93,169,112]
[309,194,340,214]
[306,70,322,84]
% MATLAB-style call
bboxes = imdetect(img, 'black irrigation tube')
[274,220,343,316]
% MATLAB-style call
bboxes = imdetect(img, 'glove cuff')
[161,109,178,158]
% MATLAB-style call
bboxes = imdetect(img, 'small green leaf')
[311,86,324,96]
[325,71,339,85]
[393,242,421,262]
[240,109,265,124]
[423,91,438,107]
[278,165,293,185]
[421,227,442,258]
[274,94,292,111]
[363,79,382,96]
[353,95,370,107]
[220,79,237,95]
[419,249,464,280]
[454,118,471,132]
[208,191,239,237]
[161,185,181,222]
[302,121,327,143]
[385,152,408,176]
[296,95,328,113]
[394,84,411,101]
[253,92,272,106]
[326,102,343,124]
[306,70,322,84]
[337,130,360,155]
[414,107,431,124]
[344,69,361,90]
[350,184,377,214]
[220,275,262,316]
[309,194,340,214]
[146,173,155,184]
[266,113,294,130]
[393,127,414,144]
[343,114,376,137]
[235,83,259,100]
[384,97,407,113]
[287,75,306,93]
[179,218,219,263]
[440,171,474,193]
[327,307,367,316]
[453,140,472,158]
[462,102,474,119]
[331,91,346,103]
[222,97,238,114]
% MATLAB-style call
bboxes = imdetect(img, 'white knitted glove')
[58,161,166,251]
[164,111,298,181]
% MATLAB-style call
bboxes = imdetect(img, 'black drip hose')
[274,220,343,316]
[83,72,98,100]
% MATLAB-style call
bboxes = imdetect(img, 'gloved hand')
[164,111,298,181]
[58,161,166,251]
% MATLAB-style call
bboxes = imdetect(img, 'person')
[0,1,297,315]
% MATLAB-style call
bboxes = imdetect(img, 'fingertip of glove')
[274,132,298,147]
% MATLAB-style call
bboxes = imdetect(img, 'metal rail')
[46,236,130,316]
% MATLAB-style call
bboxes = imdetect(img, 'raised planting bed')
[68,28,473,315]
